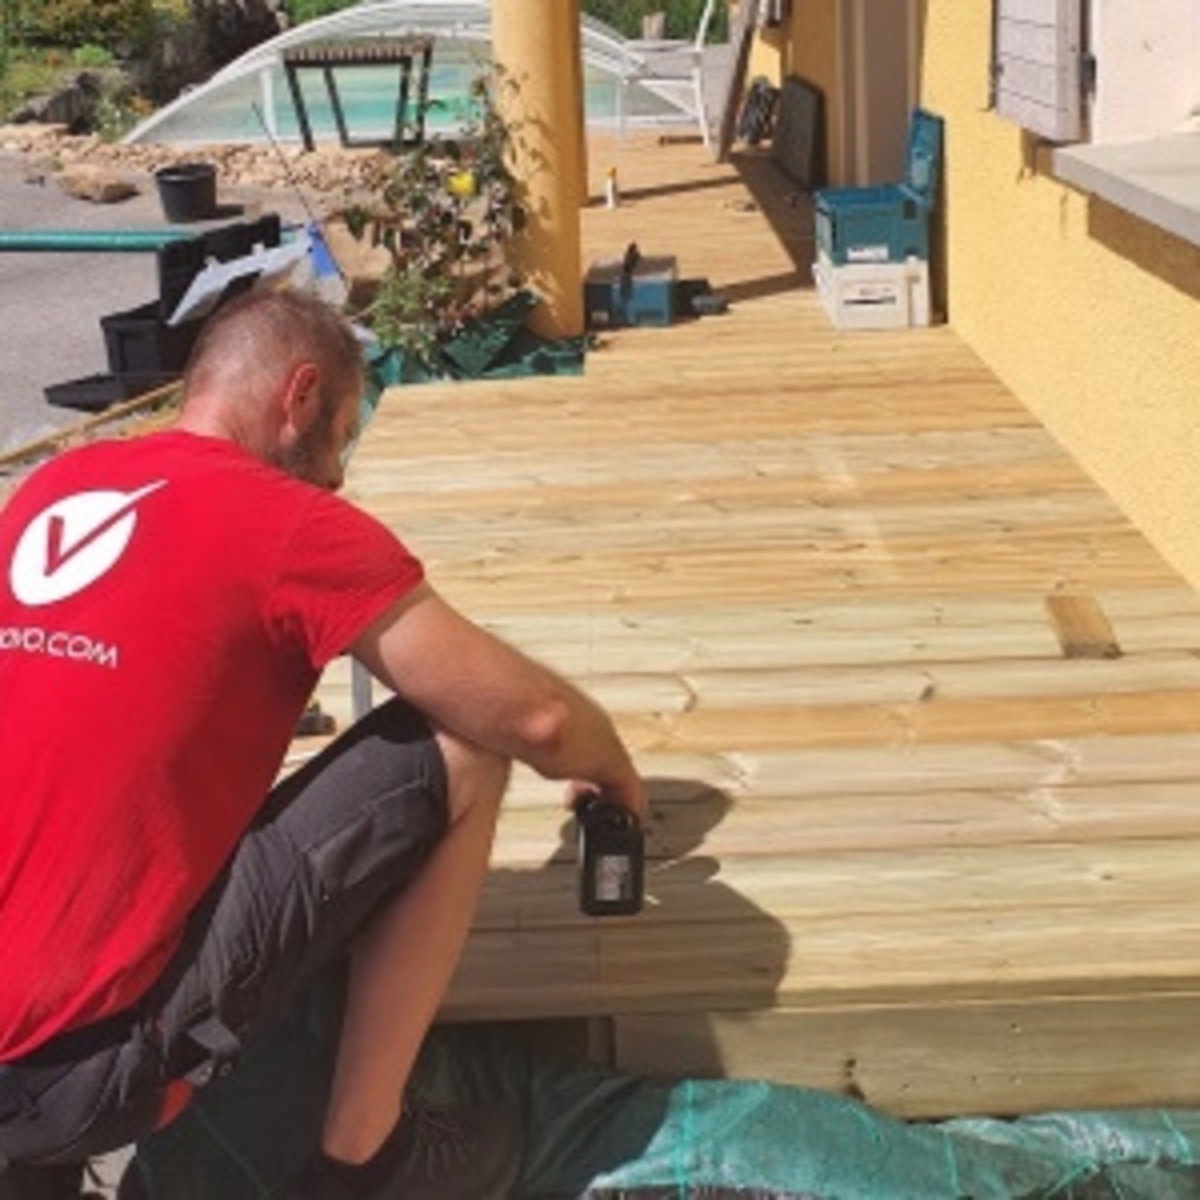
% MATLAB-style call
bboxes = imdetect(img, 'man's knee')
[435,733,511,824]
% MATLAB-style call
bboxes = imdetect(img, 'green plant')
[0,50,59,119]
[26,0,154,55]
[72,42,114,67]
[583,0,727,41]
[338,72,527,366]
[0,0,28,50]
[0,0,25,111]
[93,77,152,140]
[138,2,204,103]
[285,0,358,23]
[365,269,456,367]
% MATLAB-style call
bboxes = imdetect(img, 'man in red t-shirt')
[0,289,645,1200]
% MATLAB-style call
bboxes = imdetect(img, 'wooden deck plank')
[446,897,1200,1013]
[486,779,1200,863]
[467,838,1200,928]
[312,135,1200,1115]
[613,994,1200,1118]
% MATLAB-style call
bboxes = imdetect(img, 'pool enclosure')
[124,0,702,146]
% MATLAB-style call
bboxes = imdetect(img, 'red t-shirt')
[0,430,423,1060]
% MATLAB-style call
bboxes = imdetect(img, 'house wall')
[783,0,843,183]
[747,15,786,85]
[748,0,843,180]
[1089,0,1200,142]
[785,2,1200,592]
[854,0,915,183]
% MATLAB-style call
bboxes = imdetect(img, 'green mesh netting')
[125,968,1200,1199]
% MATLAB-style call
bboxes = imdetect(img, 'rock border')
[0,121,397,209]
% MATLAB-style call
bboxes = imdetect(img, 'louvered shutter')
[992,0,1084,141]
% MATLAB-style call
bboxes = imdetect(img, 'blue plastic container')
[815,108,944,266]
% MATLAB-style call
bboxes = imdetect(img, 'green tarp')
[361,291,586,418]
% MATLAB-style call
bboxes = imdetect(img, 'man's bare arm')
[350,582,645,818]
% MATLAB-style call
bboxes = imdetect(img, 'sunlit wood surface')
[314,134,1200,1118]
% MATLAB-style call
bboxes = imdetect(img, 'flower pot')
[155,162,218,223]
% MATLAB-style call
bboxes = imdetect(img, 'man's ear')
[279,362,322,438]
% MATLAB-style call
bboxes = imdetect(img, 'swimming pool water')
[138,43,682,145]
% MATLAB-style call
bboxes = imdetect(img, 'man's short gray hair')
[184,287,363,417]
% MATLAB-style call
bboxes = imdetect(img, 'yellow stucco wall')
[917,3,1200,591]
[748,22,785,86]
[747,1,843,182]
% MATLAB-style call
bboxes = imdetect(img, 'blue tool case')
[814,108,943,266]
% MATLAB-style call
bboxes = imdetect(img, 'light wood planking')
[313,135,1200,1116]
[614,994,1200,1118]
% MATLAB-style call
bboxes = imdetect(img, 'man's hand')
[565,776,646,825]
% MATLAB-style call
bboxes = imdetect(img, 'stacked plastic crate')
[45,217,283,414]
[812,109,943,330]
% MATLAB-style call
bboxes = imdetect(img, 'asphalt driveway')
[0,153,175,453]
[0,151,307,460]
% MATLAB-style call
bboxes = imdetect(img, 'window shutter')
[992,0,1084,141]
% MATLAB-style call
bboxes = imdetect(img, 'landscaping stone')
[0,123,399,213]
[57,162,139,203]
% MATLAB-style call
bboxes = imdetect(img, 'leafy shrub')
[72,43,114,67]
[26,0,154,55]
[285,0,725,40]
[584,0,727,41]
[0,52,57,118]
[94,81,153,140]
[285,0,357,24]
[336,73,527,365]
[135,4,210,102]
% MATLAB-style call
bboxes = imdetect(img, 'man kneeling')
[0,289,645,1199]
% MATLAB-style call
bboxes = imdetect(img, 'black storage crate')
[156,214,283,318]
[102,216,283,374]
[45,372,177,413]
[101,301,205,376]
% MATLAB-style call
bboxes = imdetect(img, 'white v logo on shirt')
[10,481,167,607]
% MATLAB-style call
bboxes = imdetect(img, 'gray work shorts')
[0,697,448,1167]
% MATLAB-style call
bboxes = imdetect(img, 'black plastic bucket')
[155,162,217,223]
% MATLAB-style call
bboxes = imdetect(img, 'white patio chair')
[628,0,720,148]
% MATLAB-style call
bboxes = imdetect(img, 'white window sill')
[1052,131,1200,247]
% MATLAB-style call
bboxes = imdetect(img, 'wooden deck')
[313,134,1200,1119]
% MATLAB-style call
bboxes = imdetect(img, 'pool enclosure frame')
[124,0,706,146]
